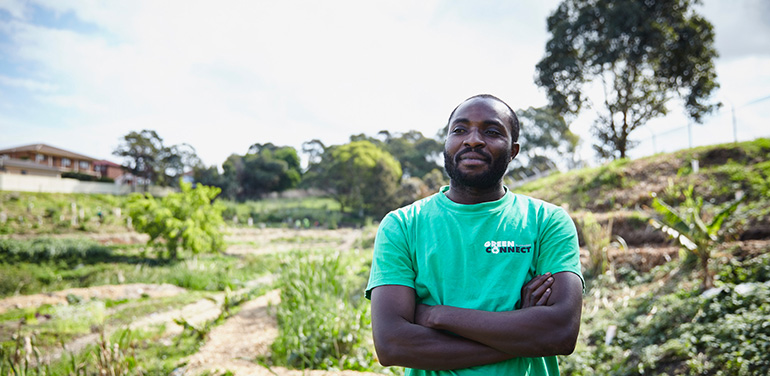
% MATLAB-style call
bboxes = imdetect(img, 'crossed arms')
[370,271,583,370]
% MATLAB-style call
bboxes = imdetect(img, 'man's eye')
[452,128,465,134]
[486,129,502,136]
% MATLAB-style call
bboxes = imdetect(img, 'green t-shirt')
[366,186,583,376]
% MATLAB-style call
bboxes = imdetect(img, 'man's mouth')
[456,150,490,164]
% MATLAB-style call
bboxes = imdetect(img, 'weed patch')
[268,250,378,371]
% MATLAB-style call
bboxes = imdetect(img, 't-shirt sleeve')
[536,207,585,290]
[365,211,416,300]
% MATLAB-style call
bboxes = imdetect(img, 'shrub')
[62,172,98,181]
[127,181,225,259]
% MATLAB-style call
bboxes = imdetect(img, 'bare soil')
[0,283,185,314]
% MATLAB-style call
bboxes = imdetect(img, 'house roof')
[0,143,99,162]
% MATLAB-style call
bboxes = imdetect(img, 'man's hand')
[520,272,553,308]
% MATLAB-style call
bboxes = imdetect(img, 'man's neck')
[444,181,506,205]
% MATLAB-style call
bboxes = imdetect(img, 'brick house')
[93,159,124,180]
[0,143,118,179]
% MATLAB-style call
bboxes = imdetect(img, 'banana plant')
[648,185,743,289]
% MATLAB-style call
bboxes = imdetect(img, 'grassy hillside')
[511,138,770,375]
[514,138,770,245]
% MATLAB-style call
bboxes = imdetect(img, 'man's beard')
[443,148,509,189]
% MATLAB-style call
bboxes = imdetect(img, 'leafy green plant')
[269,251,375,370]
[648,185,743,288]
[128,181,226,259]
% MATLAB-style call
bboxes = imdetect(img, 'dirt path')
[28,276,272,366]
[180,289,385,376]
[0,283,186,314]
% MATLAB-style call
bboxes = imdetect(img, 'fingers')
[521,272,554,308]
[535,287,552,306]
[528,275,553,304]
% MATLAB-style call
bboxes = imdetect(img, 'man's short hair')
[447,94,520,143]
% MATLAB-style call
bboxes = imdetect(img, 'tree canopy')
[306,140,402,218]
[536,0,720,159]
[349,130,442,179]
[113,130,201,187]
[195,143,301,201]
[510,106,580,178]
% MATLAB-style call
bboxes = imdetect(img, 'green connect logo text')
[484,240,532,254]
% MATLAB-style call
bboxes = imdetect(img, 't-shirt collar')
[437,185,513,214]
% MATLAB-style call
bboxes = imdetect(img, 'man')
[365,94,584,375]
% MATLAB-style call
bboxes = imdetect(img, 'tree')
[536,0,720,159]
[113,130,201,187]
[127,181,225,259]
[113,130,165,187]
[349,131,442,179]
[509,106,579,178]
[215,143,302,201]
[159,143,201,187]
[310,140,402,218]
[191,164,238,200]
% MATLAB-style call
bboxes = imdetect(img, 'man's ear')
[510,143,520,161]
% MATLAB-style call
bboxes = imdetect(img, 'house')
[0,143,116,179]
[93,159,124,180]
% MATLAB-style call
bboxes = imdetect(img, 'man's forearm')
[416,272,583,357]
[371,285,516,370]
[374,315,515,370]
[418,303,578,357]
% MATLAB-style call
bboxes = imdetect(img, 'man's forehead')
[451,97,510,123]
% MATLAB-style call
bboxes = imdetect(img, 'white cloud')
[0,75,58,92]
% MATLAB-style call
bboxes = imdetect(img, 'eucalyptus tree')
[536,0,720,159]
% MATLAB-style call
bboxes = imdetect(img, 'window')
[36,154,46,162]
[79,161,90,170]
[62,158,71,167]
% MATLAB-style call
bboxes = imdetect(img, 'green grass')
[0,191,131,235]
[219,196,343,227]
[36,326,202,375]
[515,138,770,211]
[0,191,351,236]
[269,234,341,244]
[267,248,382,372]
[0,238,280,298]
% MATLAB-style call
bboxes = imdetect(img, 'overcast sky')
[1,0,768,169]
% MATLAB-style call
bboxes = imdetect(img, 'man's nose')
[463,129,485,148]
